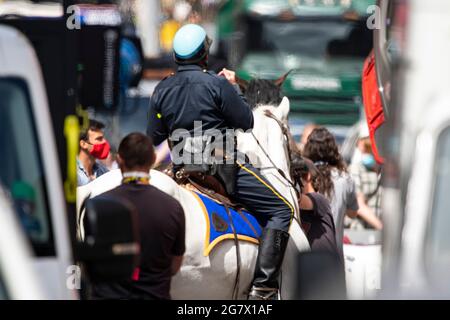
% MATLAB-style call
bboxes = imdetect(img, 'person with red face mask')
[77,119,110,186]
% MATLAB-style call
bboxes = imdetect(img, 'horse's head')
[236,71,292,111]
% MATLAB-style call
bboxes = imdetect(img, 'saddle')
[186,171,229,199]
[166,164,239,209]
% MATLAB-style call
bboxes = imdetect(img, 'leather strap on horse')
[263,109,298,169]
[252,110,305,226]
[224,205,242,300]
[251,110,300,198]
[236,208,259,239]
[187,177,237,208]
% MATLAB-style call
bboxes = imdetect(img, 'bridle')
[251,109,300,198]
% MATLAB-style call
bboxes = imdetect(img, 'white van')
[0,25,76,299]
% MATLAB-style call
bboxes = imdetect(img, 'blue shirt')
[77,158,109,186]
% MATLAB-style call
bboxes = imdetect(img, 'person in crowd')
[90,132,185,300]
[290,152,340,258]
[291,152,347,297]
[349,125,383,230]
[298,123,319,152]
[302,127,359,258]
[160,16,181,53]
[77,119,110,186]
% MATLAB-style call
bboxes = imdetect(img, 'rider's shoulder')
[205,70,231,86]
[195,69,220,81]
[156,72,176,87]
[204,69,218,77]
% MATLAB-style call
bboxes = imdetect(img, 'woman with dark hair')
[290,152,339,257]
[303,127,359,257]
[291,152,346,296]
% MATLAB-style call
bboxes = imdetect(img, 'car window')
[0,78,55,257]
[426,126,450,288]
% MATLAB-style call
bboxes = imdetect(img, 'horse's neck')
[236,110,299,216]
[264,134,296,213]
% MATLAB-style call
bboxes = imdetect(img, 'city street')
[0,0,449,305]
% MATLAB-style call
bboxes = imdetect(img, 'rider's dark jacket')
[146,64,253,148]
[147,64,293,233]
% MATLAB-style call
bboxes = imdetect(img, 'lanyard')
[122,171,150,185]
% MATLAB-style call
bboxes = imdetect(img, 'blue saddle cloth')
[192,191,262,256]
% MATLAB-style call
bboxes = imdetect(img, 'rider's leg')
[231,162,293,300]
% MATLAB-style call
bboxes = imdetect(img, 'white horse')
[77,97,310,299]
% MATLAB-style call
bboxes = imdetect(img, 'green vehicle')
[218,0,375,129]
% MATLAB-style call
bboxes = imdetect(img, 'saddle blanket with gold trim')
[192,191,262,256]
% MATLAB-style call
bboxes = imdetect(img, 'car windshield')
[245,16,372,58]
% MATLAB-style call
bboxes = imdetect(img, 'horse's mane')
[244,79,283,110]
[252,103,278,114]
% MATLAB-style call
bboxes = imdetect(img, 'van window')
[0,78,55,256]
[426,126,450,288]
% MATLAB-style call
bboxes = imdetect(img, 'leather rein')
[251,109,300,198]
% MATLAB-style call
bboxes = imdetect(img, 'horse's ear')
[274,70,293,87]
[235,75,249,93]
[275,96,290,121]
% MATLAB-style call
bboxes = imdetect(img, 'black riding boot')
[248,228,290,300]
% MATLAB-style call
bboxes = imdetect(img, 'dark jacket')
[146,64,254,149]
[91,183,185,300]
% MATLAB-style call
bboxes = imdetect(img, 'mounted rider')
[146,24,294,300]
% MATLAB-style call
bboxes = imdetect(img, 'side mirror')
[77,196,140,282]
[293,252,347,300]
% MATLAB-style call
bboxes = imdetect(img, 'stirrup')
[248,287,279,300]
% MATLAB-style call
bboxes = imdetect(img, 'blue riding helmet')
[173,24,211,63]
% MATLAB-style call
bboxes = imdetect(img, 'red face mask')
[89,140,110,160]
